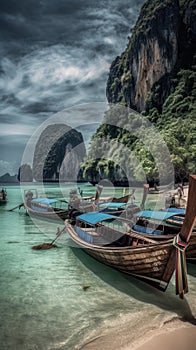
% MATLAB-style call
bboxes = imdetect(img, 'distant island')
[0,173,18,183]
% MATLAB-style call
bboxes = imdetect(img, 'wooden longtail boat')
[97,184,149,216]
[104,184,148,206]
[98,201,127,216]
[82,193,133,205]
[110,189,136,203]
[163,208,196,230]
[82,190,135,204]
[24,185,104,221]
[131,210,196,261]
[65,175,196,297]
[24,197,70,221]
[0,188,7,204]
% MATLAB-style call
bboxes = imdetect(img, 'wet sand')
[133,325,196,350]
[79,322,196,350]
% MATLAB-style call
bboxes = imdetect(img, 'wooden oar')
[8,202,24,211]
[32,226,66,250]
[162,174,196,299]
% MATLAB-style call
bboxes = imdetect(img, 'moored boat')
[0,188,7,204]
[65,175,196,297]
[24,196,70,221]
[24,185,104,222]
[110,189,136,203]
[82,190,135,204]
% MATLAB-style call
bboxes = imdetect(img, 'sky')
[0,0,145,176]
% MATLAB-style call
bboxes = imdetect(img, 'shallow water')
[0,184,195,349]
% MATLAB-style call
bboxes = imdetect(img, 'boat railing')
[75,226,93,244]
[75,225,112,245]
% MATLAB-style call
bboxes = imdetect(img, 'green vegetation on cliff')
[82,0,196,184]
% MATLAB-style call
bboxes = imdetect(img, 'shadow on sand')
[72,247,196,325]
[187,262,196,277]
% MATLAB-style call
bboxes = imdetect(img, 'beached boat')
[0,188,7,204]
[65,175,196,297]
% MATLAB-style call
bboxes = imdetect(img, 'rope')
[173,234,189,299]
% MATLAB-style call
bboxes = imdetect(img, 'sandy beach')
[78,320,196,350]
[134,325,196,350]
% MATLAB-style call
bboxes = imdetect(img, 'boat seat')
[133,225,162,236]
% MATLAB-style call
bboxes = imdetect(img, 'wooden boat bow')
[164,175,196,299]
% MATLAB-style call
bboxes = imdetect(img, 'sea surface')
[0,184,195,350]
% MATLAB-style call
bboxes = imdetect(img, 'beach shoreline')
[133,324,196,350]
[77,318,196,350]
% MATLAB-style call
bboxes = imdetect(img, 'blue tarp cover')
[133,225,163,236]
[31,198,58,205]
[99,202,126,208]
[166,208,186,214]
[136,210,184,221]
[77,212,117,225]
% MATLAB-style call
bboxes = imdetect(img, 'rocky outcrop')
[18,164,33,182]
[0,173,18,183]
[106,0,195,113]
[33,124,86,182]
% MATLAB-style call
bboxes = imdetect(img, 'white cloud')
[0,160,18,176]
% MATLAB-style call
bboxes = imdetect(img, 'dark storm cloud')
[0,0,37,15]
[0,0,144,43]
[0,0,145,174]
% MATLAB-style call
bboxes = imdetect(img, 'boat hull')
[0,199,7,205]
[25,203,69,221]
[66,223,175,291]
[131,227,196,261]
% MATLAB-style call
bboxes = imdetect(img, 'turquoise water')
[0,184,195,349]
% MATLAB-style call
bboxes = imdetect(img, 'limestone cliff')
[106,0,195,113]
[33,124,86,182]
[82,0,196,184]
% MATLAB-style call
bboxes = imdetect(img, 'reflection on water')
[0,184,195,350]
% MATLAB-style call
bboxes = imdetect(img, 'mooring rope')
[173,234,189,299]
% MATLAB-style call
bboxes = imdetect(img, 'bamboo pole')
[162,174,196,298]
[180,175,196,243]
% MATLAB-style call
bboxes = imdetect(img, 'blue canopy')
[99,202,126,209]
[31,198,58,205]
[77,212,117,225]
[136,210,184,221]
